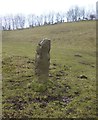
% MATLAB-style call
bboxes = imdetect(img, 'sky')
[0,0,97,16]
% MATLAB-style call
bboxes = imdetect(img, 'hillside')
[2,21,96,118]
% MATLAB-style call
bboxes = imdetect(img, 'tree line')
[0,6,96,30]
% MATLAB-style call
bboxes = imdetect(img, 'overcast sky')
[0,0,97,16]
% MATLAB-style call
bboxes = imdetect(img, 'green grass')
[2,21,96,118]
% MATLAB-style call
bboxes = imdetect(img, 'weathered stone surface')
[35,38,51,82]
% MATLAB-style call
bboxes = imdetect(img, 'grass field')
[2,20,96,118]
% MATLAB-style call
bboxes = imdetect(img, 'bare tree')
[7,15,12,30]
[66,8,74,22]
[85,7,96,20]
[43,14,48,25]
[39,15,44,25]
[55,12,61,23]
[28,14,36,27]
[11,15,16,30]
[19,14,25,28]
[47,13,51,24]
[14,14,25,29]
[74,6,80,21]
[1,4,96,30]
[66,6,86,22]
[51,12,55,24]
[81,8,85,19]
[36,16,40,26]
[59,12,65,23]
[3,16,8,30]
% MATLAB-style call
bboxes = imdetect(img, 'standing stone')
[35,38,51,83]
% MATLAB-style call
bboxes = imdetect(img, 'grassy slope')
[2,21,96,118]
